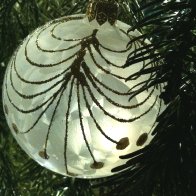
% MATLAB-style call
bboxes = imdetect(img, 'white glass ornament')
[2,1,163,178]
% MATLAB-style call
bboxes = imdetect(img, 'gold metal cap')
[86,0,118,26]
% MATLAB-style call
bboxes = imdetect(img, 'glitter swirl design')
[3,15,162,177]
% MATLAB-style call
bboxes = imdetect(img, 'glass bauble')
[2,13,163,178]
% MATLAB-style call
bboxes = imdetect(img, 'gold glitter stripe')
[85,70,156,110]
[82,64,131,95]
[64,78,75,174]
[98,30,135,53]
[84,78,158,123]
[13,53,72,85]
[25,34,78,67]
[77,81,96,163]
[81,84,118,144]
[43,78,71,160]
[51,16,90,42]
[36,24,82,53]
[20,79,71,134]
[10,61,65,99]
[87,45,126,80]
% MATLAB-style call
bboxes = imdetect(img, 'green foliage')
[0,0,196,195]
[94,1,196,195]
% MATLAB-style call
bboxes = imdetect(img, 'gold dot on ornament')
[4,105,9,115]
[136,133,148,146]
[90,161,104,169]
[39,150,49,160]
[67,171,78,177]
[116,137,130,150]
[12,123,19,134]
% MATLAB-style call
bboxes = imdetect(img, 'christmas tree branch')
[0,0,196,195]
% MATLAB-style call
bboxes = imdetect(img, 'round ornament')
[3,0,163,178]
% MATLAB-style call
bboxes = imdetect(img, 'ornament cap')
[86,0,118,25]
